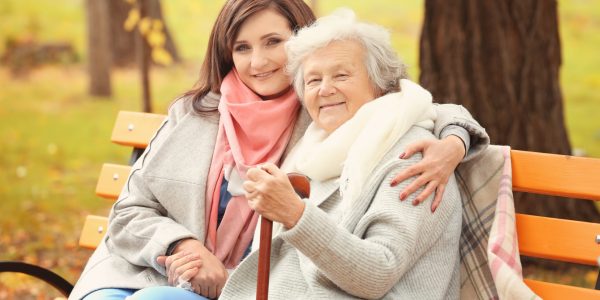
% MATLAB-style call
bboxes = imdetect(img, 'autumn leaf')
[123,8,140,32]
[138,17,152,36]
[152,47,173,66]
[147,30,166,48]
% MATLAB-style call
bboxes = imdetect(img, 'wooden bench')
[1,111,599,299]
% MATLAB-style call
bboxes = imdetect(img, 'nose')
[318,79,336,97]
[250,49,268,70]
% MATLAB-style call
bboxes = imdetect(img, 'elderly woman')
[218,9,463,299]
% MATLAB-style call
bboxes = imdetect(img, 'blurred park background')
[0,0,599,298]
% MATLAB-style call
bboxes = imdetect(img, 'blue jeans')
[82,286,210,300]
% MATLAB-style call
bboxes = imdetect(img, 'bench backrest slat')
[516,213,600,266]
[79,215,109,249]
[95,164,132,200]
[511,150,600,201]
[524,279,600,300]
[111,111,166,148]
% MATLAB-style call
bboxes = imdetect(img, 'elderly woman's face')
[302,40,377,133]
[232,9,293,99]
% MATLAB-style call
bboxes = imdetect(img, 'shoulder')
[167,92,221,125]
[380,125,435,165]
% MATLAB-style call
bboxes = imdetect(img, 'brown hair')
[183,0,316,113]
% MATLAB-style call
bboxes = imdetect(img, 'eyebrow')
[304,62,349,77]
[233,32,283,45]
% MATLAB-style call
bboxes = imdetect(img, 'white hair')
[285,8,408,100]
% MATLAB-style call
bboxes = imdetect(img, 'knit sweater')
[220,126,462,299]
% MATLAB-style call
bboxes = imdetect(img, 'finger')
[168,252,194,284]
[242,180,257,193]
[174,256,202,280]
[178,267,199,283]
[391,164,423,187]
[431,184,446,212]
[260,162,283,176]
[399,174,428,200]
[156,255,167,266]
[208,285,217,299]
[412,181,438,206]
[200,285,209,297]
[246,166,269,181]
[216,283,223,297]
[401,140,430,159]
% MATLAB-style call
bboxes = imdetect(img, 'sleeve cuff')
[440,125,470,157]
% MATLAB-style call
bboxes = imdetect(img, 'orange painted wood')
[516,213,600,266]
[525,279,600,299]
[111,111,166,148]
[79,215,108,249]
[511,150,600,201]
[95,164,132,200]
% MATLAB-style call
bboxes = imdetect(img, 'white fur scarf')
[281,79,437,212]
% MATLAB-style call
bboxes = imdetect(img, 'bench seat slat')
[111,111,166,148]
[511,150,600,201]
[79,215,108,249]
[516,213,600,266]
[525,279,600,299]
[95,164,132,200]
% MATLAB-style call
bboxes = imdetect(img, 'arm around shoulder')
[433,103,490,161]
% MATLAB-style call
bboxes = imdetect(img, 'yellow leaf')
[152,47,173,66]
[152,19,164,31]
[123,8,140,31]
[147,30,166,47]
[138,18,152,35]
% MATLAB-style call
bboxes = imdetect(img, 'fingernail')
[412,200,419,206]
[399,152,406,159]
[390,180,397,187]
[400,193,406,200]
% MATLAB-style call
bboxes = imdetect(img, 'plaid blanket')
[456,145,540,300]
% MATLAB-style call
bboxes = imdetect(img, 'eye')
[305,78,321,86]
[335,73,349,80]
[234,44,250,52]
[266,38,283,46]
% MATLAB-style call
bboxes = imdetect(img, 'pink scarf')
[204,69,300,268]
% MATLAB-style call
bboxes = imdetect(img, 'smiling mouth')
[252,69,278,78]
[320,102,345,109]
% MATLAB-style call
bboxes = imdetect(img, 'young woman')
[70,1,488,299]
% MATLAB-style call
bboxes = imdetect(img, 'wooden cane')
[256,173,310,300]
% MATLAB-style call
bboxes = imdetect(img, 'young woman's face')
[232,9,293,99]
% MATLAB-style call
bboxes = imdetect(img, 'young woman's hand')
[157,239,228,298]
[244,163,305,229]
[391,135,465,212]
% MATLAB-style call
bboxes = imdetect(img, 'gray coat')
[69,95,488,300]
[221,126,462,300]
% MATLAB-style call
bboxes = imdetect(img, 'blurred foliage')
[0,0,599,298]
[124,1,173,66]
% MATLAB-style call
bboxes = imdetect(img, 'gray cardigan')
[69,95,488,299]
[220,126,462,299]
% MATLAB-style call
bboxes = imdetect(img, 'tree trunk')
[85,0,112,96]
[419,0,599,221]
[108,0,179,68]
[137,0,152,113]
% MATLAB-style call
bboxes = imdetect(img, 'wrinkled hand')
[157,239,228,298]
[390,135,465,212]
[244,163,305,229]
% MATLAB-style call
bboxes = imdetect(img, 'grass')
[0,0,599,298]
